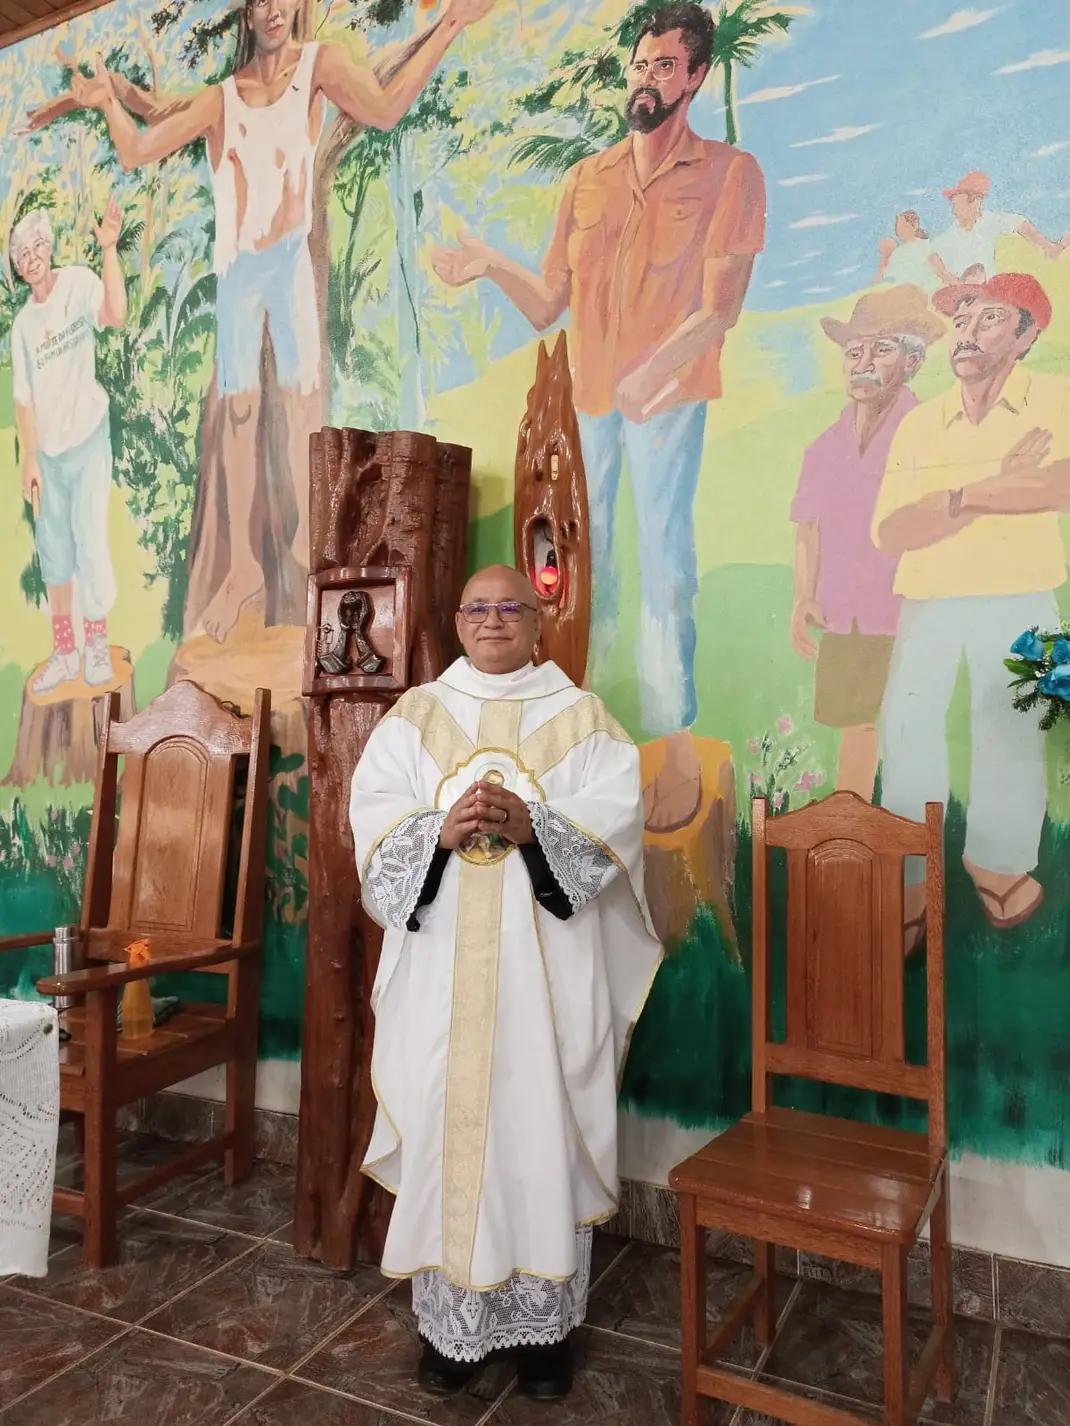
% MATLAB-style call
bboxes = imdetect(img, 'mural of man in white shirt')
[931,170,1065,284]
[10,203,126,694]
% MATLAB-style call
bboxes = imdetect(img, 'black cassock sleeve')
[405,841,574,930]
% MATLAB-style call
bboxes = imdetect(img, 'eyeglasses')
[628,57,678,83]
[458,600,538,624]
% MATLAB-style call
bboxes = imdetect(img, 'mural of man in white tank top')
[49,0,496,643]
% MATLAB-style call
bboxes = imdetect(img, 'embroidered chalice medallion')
[437,750,543,867]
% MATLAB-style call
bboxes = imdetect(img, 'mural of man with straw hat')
[790,285,944,800]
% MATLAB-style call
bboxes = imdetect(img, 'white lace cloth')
[364,809,447,929]
[528,804,616,913]
[0,998,60,1277]
[413,1225,592,1362]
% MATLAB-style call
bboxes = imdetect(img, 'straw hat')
[821,284,946,347]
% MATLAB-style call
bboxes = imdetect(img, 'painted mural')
[1,0,1069,1213]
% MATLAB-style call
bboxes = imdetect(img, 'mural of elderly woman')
[875,209,940,295]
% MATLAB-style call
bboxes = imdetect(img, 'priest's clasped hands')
[439,781,534,850]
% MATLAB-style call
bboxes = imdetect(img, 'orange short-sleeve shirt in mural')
[542,130,766,418]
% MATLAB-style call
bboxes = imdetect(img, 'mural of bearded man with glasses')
[434,2,766,743]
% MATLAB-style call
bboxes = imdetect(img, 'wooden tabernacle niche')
[295,428,470,1268]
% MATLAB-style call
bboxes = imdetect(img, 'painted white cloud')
[791,124,882,148]
[803,287,833,295]
[834,264,861,275]
[995,49,1070,75]
[739,75,840,107]
[778,173,828,187]
[780,250,823,268]
[918,8,1000,41]
[765,280,789,289]
[905,188,928,197]
[1032,141,1070,158]
[789,213,859,229]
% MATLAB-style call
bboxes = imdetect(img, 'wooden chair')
[670,791,951,1426]
[0,679,271,1267]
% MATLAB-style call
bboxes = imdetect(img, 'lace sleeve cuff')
[364,809,448,930]
[527,803,617,915]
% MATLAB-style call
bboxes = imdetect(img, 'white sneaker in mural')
[31,649,81,695]
[83,637,114,688]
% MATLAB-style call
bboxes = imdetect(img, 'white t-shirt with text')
[11,265,108,457]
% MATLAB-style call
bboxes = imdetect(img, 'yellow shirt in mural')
[872,365,1070,600]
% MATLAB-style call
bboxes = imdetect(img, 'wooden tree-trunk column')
[295,427,470,1268]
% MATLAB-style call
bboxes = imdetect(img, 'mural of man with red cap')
[931,171,1065,284]
[872,273,1070,945]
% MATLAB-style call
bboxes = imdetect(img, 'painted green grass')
[622,799,1070,1169]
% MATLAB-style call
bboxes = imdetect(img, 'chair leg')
[224,959,260,1186]
[754,1240,777,1347]
[930,1176,955,1404]
[881,1244,909,1426]
[680,1195,707,1426]
[82,990,118,1267]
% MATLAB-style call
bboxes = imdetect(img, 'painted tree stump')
[168,606,306,757]
[4,647,135,788]
[639,732,738,954]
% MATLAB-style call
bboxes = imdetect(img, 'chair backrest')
[751,791,946,1155]
[80,680,271,959]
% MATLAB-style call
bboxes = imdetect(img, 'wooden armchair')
[0,680,270,1267]
[670,792,950,1426]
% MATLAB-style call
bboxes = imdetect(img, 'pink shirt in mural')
[790,386,916,636]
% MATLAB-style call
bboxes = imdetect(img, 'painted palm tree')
[715,0,794,145]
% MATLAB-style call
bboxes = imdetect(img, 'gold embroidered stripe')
[519,694,632,779]
[384,688,474,773]
[440,697,522,1284]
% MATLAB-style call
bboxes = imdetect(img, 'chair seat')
[59,1003,228,1076]
[669,1106,942,1244]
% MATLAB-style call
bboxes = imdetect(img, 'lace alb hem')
[412,1226,592,1363]
[528,803,615,914]
[365,808,446,929]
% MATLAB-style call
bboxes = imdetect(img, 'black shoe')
[417,1338,480,1395]
[516,1337,574,1399]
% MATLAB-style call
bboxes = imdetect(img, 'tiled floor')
[2,1135,1066,1425]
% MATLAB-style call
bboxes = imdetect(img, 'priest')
[349,564,661,1399]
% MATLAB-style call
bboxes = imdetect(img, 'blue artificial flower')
[1052,638,1070,666]
[1039,665,1070,700]
[1011,631,1045,662]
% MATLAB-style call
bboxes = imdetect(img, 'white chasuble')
[349,658,662,1294]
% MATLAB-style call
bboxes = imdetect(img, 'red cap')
[943,170,989,199]
[933,272,1052,330]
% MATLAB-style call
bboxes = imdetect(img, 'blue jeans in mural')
[880,591,1057,880]
[36,416,116,620]
[577,401,707,735]
[215,231,320,396]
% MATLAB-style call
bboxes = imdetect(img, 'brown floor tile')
[761,1283,993,1426]
[0,1288,126,1410]
[12,1210,255,1323]
[799,1244,994,1321]
[142,1161,295,1237]
[997,1256,1070,1337]
[228,1377,438,1425]
[2,1329,275,1426]
[142,1240,387,1371]
[490,1326,731,1426]
[590,1229,630,1287]
[297,1288,507,1424]
[54,1130,184,1192]
[585,1240,787,1367]
[991,1329,1070,1425]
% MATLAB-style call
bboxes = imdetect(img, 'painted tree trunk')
[723,62,738,146]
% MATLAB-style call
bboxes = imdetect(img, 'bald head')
[456,565,540,674]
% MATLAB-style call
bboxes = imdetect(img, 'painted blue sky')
[689,0,1070,312]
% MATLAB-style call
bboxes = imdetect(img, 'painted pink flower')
[748,772,761,789]
[812,770,826,787]
[777,715,794,736]
[70,842,81,856]
[772,790,786,810]
[45,854,57,867]
[795,770,818,792]
[62,856,74,872]
[747,737,761,754]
